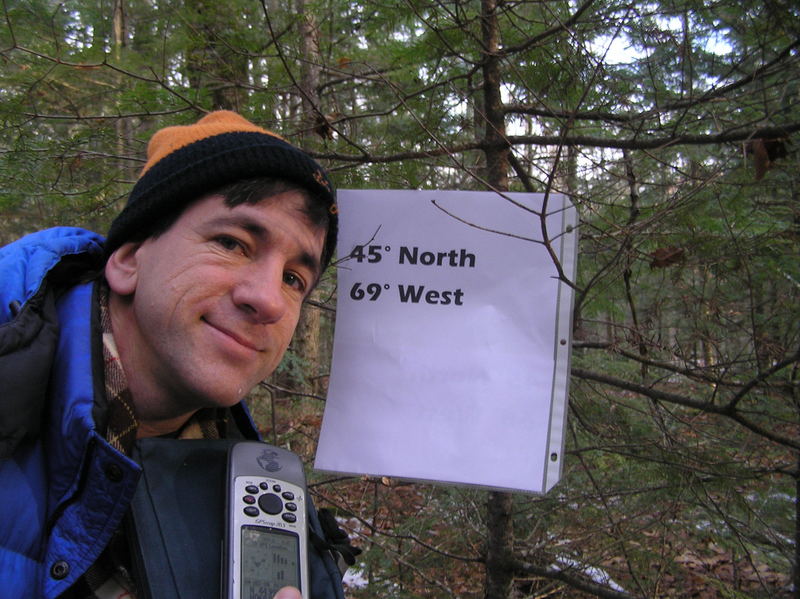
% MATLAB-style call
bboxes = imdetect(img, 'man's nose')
[231,263,288,323]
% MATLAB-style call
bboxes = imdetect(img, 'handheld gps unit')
[223,441,310,599]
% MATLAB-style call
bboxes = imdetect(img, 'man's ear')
[104,242,142,296]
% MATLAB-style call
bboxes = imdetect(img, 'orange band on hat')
[141,111,287,175]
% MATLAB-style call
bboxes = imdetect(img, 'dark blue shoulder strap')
[306,498,348,599]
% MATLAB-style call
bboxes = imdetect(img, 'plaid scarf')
[72,283,223,598]
[100,284,139,455]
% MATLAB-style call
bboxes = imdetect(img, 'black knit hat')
[105,110,338,268]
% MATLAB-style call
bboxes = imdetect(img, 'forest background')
[1,0,798,597]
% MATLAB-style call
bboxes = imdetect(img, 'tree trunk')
[184,0,248,110]
[295,0,323,136]
[291,0,323,395]
[480,0,509,193]
[480,1,514,598]
[795,454,800,599]
[485,491,514,599]
[112,0,135,185]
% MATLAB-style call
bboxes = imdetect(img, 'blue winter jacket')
[0,228,346,599]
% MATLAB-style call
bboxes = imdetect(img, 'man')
[0,111,349,598]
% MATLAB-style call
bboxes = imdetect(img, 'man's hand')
[273,586,302,599]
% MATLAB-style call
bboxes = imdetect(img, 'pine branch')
[509,558,643,599]
[313,122,800,165]
[571,367,800,450]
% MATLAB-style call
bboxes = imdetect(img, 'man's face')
[105,191,325,418]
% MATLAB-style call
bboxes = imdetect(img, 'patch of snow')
[555,557,626,592]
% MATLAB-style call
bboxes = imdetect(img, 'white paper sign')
[314,190,577,493]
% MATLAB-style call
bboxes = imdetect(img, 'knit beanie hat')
[105,110,338,268]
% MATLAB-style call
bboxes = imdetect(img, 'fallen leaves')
[650,246,685,269]
[745,137,791,181]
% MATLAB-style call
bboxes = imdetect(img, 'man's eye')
[284,272,306,292]
[215,236,244,253]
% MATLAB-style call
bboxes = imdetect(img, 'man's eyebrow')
[208,214,269,241]
[206,214,322,279]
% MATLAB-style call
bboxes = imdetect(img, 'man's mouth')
[202,318,263,352]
